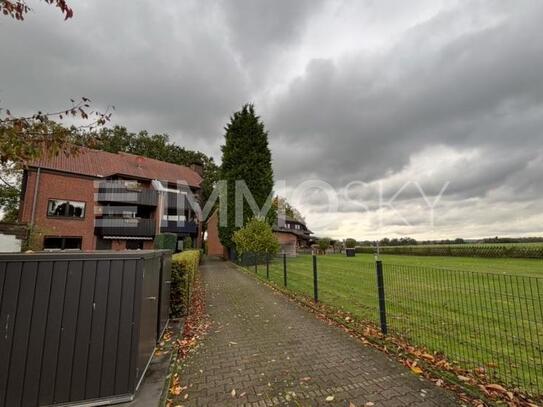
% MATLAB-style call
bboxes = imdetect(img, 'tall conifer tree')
[219,104,275,250]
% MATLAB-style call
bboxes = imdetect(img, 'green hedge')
[154,233,177,251]
[170,250,201,317]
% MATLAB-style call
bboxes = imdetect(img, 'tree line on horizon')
[352,236,543,247]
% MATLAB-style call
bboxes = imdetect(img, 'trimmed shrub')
[183,236,193,250]
[345,238,357,249]
[170,249,201,317]
[154,233,177,251]
[233,217,280,258]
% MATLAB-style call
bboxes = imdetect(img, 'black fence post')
[375,260,387,335]
[283,252,287,287]
[266,253,270,280]
[254,252,257,273]
[313,254,318,302]
[186,274,191,317]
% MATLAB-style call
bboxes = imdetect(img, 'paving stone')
[178,258,459,406]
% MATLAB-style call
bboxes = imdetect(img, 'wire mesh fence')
[236,252,543,398]
[383,263,543,395]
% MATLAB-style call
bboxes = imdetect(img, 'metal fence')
[238,253,543,399]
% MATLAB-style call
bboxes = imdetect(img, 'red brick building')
[272,216,314,256]
[19,147,203,251]
[206,210,228,258]
[205,212,313,258]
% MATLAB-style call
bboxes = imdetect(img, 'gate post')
[283,252,287,287]
[266,253,270,280]
[313,254,318,302]
[375,260,387,335]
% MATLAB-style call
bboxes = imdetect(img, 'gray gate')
[0,250,171,407]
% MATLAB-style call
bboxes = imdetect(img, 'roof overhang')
[102,236,154,240]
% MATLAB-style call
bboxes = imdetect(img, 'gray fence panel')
[54,260,84,403]
[128,259,144,393]
[115,259,137,395]
[5,261,37,407]
[38,260,69,406]
[70,260,97,402]
[0,262,5,304]
[85,259,111,400]
[0,262,22,407]
[22,261,53,407]
[158,253,171,340]
[136,256,160,388]
[100,259,125,397]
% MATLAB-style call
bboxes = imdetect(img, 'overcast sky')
[2,0,543,240]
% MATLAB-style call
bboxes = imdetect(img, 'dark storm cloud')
[269,3,543,186]
[1,0,543,238]
[220,0,325,66]
[0,1,248,147]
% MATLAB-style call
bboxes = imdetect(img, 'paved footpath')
[178,258,458,406]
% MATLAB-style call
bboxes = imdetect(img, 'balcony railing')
[96,183,158,207]
[160,220,198,235]
[95,218,156,237]
[164,191,190,210]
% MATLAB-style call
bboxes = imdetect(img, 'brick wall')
[20,170,97,250]
[274,232,297,256]
[206,210,227,258]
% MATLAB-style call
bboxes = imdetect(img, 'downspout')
[156,192,163,236]
[30,167,41,227]
[151,180,165,237]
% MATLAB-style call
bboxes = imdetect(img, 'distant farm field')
[364,242,543,249]
[379,254,543,278]
[357,243,543,259]
[244,253,543,397]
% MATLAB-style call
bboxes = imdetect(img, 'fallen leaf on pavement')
[411,365,423,375]
[485,384,507,393]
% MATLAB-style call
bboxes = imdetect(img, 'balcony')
[97,183,158,207]
[160,220,198,235]
[95,218,156,238]
[164,191,191,210]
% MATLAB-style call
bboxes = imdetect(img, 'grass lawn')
[380,254,543,278]
[247,254,543,397]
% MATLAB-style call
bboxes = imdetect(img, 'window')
[47,199,86,218]
[124,181,142,191]
[126,240,144,250]
[96,238,112,250]
[163,214,186,222]
[43,236,82,250]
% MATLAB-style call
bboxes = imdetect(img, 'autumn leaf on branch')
[0,98,113,166]
[0,0,73,21]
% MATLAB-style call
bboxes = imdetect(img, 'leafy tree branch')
[0,0,73,21]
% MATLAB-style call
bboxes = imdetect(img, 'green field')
[245,254,543,397]
[380,254,543,277]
